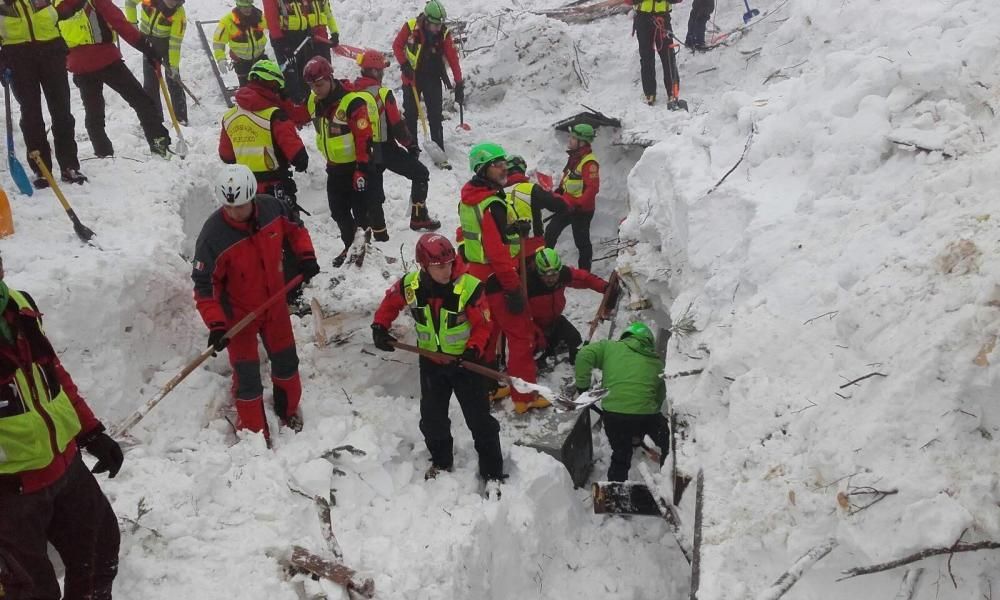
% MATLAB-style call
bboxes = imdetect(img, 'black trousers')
[327,163,369,249]
[402,70,444,150]
[538,315,583,364]
[0,453,120,600]
[686,0,716,46]
[418,357,503,479]
[142,37,187,124]
[73,60,170,156]
[544,210,594,271]
[1,40,79,175]
[603,411,669,482]
[232,56,256,87]
[378,142,429,205]
[634,12,680,99]
[273,31,327,103]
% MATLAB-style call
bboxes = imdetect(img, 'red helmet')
[415,233,456,268]
[356,50,389,71]
[303,56,333,83]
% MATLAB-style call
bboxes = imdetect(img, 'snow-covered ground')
[4,0,1000,597]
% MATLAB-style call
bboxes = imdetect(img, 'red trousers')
[484,291,537,404]
[225,308,301,434]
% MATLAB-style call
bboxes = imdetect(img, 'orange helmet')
[356,50,389,71]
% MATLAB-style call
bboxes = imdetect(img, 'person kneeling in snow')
[370,234,505,483]
[191,164,320,440]
[0,251,123,599]
[575,321,668,481]
[528,248,607,370]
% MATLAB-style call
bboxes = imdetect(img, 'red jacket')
[192,196,316,328]
[527,266,607,330]
[558,145,600,213]
[372,268,491,356]
[392,15,462,85]
[0,292,101,494]
[262,0,326,41]
[219,83,309,183]
[353,75,413,149]
[459,178,520,293]
[57,0,144,75]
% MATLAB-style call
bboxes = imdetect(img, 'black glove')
[454,80,465,105]
[401,63,414,80]
[300,258,320,283]
[330,31,340,48]
[207,326,228,353]
[138,36,160,66]
[291,148,309,173]
[459,346,481,365]
[271,36,289,56]
[407,145,421,159]
[371,324,397,352]
[504,290,525,315]
[507,220,531,237]
[80,428,124,478]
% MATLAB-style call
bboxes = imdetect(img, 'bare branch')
[839,372,888,389]
[839,539,1000,581]
[756,538,839,600]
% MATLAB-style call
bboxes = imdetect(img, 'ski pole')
[155,66,189,158]
[29,151,96,244]
[2,70,33,196]
[110,275,304,438]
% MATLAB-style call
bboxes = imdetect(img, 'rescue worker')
[624,0,683,108]
[371,234,504,485]
[685,0,715,51]
[459,142,549,414]
[352,49,441,233]
[213,0,269,87]
[263,0,339,102]
[303,56,387,265]
[528,248,607,370]
[544,124,600,272]
[192,164,320,439]
[125,0,188,125]
[58,0,172,158]
[575,321,668,481]
[0,251,124,599]
[504,154,569,257]
[392,0,463,153]
[219,59,309,304]
[0,0,87,187]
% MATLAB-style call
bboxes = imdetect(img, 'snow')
[3,0,1000,597]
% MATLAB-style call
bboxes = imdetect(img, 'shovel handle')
[390,340,509,383]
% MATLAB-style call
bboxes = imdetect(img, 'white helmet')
[215,164,257,207]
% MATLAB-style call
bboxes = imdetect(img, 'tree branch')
[839,540,1000,581]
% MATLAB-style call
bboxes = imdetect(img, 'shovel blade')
[8,155,33,196]
[743,8,760,23]
[174,138,189,159]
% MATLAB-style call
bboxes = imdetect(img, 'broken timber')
[756,538,838,600]
[535,0,629,24]
[281,546,374,599]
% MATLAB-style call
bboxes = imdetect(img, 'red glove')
[353,167,368,192]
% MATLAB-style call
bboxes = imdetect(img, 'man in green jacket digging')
[575,321,668,481]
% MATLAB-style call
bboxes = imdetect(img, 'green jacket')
[575,337,665,415]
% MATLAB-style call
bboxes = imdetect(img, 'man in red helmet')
[353,49,440,232]
[303,56,388,264]
[370,234,505,485]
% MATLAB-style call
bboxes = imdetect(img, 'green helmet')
[569,123,596,142]
[468,142,507,174]
[621,321,654,344]
[506,154,527,174]
[235,0,254,6]
[534,248,562,274]
[249,59,285,88]
[424,0,447,24]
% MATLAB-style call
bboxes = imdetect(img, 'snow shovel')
[2,70,33,196]
[155,66,188,158]
[410,84,449,167]
[742,0,760,23]
[29,151,95,244]
[110,275,304,438]
[0,185,14,237]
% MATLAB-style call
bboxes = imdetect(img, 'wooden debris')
[756,538,838,600]
[281,546,375,599]
[839,540,1000,581]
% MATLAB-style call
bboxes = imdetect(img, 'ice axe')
[29,151,96,244]
[742,0,760,23]
[2,70,33,196]
[457,102,471,132]
[110,275,304,438]
[155,65,188,158]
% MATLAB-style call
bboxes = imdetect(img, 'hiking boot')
[409,202,442,231]
[372,228,389,242]
[32,176,49,190]
[644,94,656,106]
[425,464,453,480]
[332,248,349,268]
[482,474,509,500]
[150,136,170,158]
[283,412,304,432]
[60,168,88,185]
